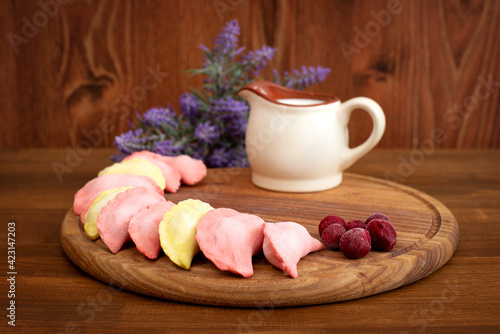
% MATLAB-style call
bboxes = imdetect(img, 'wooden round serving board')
[61,169,459,307]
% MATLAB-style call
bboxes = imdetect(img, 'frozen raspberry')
[366,219,397,251]
[365,212,390,225]
[318,215,346,237]
[339,228,371,259]
[345,219,366,230]
[321,223,346,250]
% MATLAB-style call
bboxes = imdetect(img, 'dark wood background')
[1,0,499,150]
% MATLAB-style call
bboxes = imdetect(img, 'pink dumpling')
[73,174,162,218]
[263,222,324,278]
[196,208,265,278]
[123,151,181,193]
[159,154,207,185]
[128,201,175,260]
[97,187,166,254]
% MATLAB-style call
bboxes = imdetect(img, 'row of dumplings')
[73,151,324,278]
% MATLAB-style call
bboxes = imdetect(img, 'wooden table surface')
[1,149,499,333]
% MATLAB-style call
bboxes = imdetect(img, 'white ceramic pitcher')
[238,81,386,192]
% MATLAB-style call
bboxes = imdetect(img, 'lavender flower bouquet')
[113,20,330,167]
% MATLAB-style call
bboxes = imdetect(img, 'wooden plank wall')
[1,0,499,149]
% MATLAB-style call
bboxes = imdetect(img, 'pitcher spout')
[238,81,338,106]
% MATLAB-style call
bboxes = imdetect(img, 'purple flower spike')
[142,107,178,129]
[208,145,248,168]
[241,45,277,76]
[194,121,220,144]
[282,65,331,90]
[214,19,240,55]
[153,140,184,156]
[225,116,247,138]
[211,97,249,116]
[180,92,201,121]
[227,147,249,167]
[114,128,153,155]
[315,65,331,82]
[208,146,231,167]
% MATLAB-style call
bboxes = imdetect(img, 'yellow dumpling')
[159,199,213,269]
[98,160,166,190]
[83,187,131,240]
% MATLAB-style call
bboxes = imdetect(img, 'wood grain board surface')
[61,169,459,307]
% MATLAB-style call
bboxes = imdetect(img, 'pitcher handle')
[339,97,386,170]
